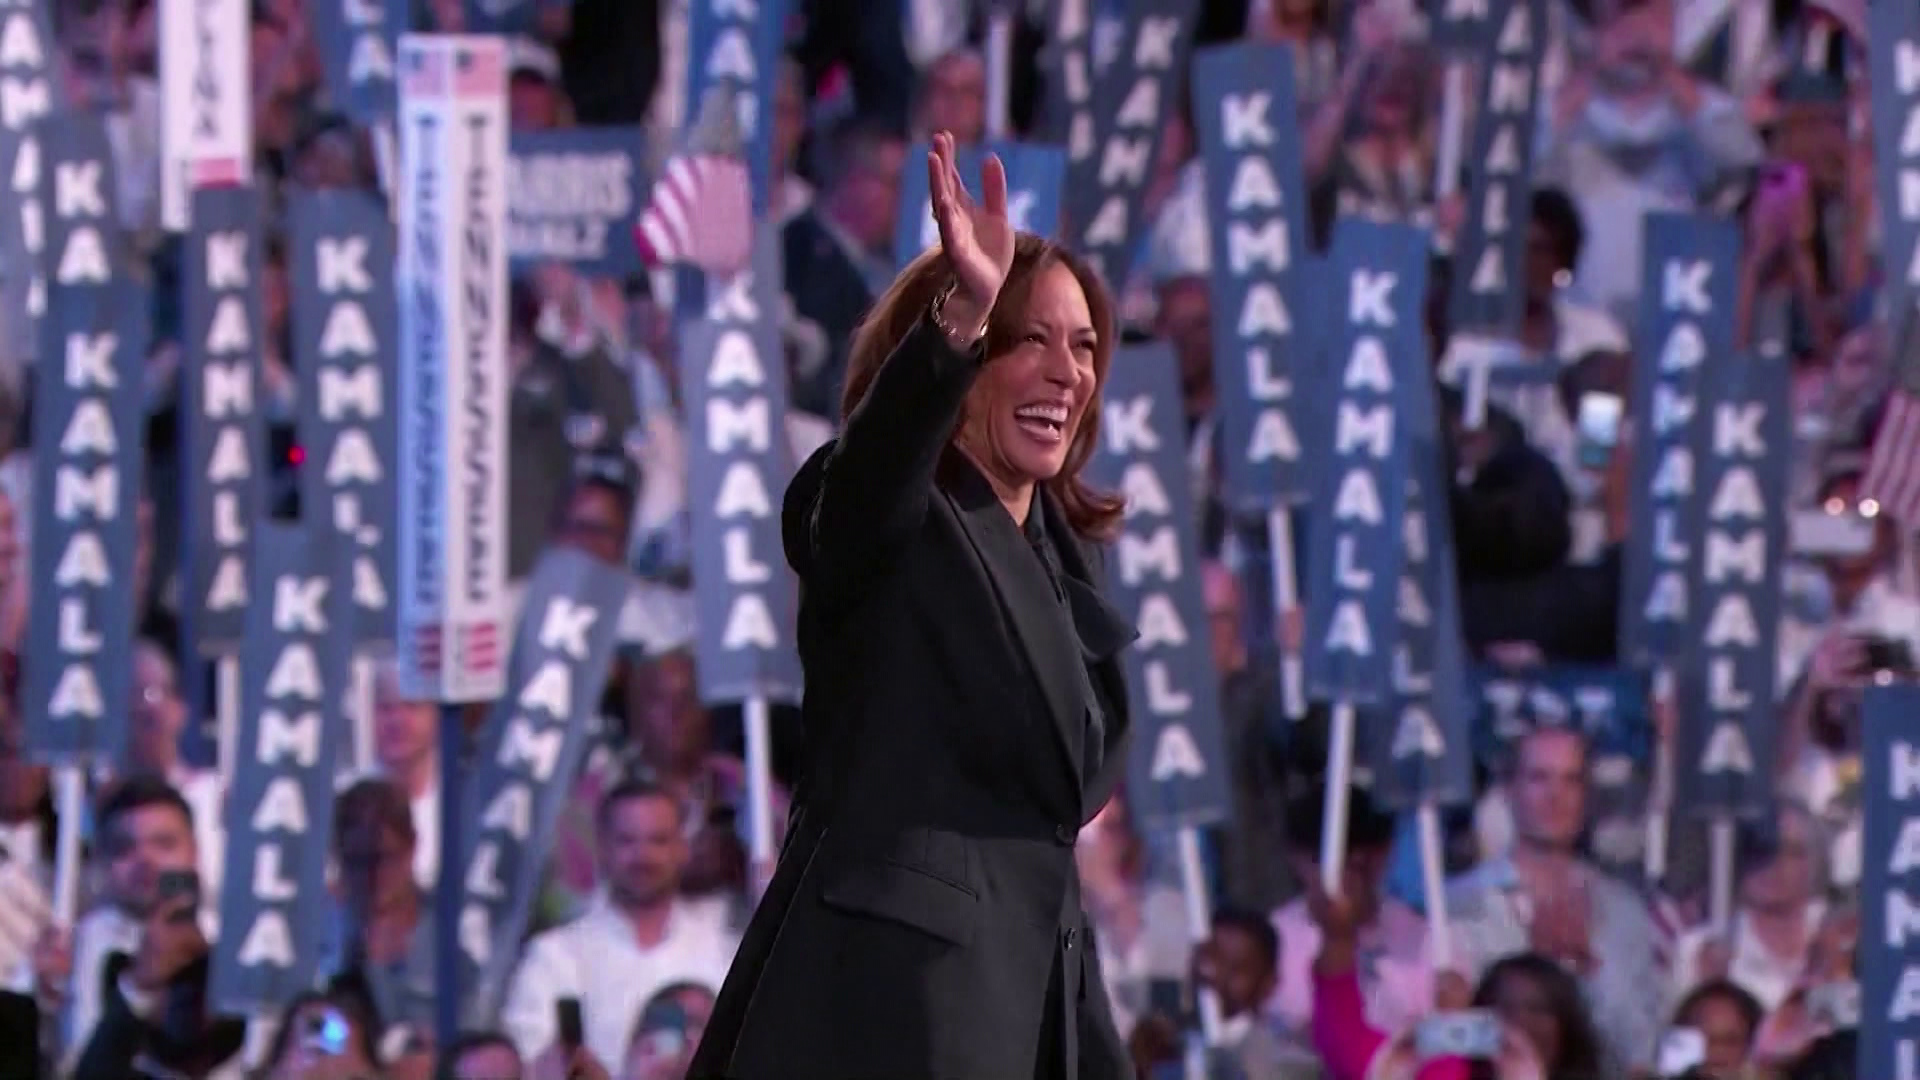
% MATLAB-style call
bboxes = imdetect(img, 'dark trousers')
[1032,947,1068,1080]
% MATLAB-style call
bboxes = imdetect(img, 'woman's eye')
[1025,333,1047,345]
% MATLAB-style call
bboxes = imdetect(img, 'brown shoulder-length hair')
[840,232,1126,542]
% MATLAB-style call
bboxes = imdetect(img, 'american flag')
[412,624,444,675]
[453,44,505,99]
[456,621,504,677]
[632,154,754,276]
[1862,311,1920,526]
[403,46,448,97]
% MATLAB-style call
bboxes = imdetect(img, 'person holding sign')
[690,133,1137,1080]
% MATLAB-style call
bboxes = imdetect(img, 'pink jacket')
[1311,967,1470,1080]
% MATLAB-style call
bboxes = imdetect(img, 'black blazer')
[689,316,1137,1080]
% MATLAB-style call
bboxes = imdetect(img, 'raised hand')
[927,131,1014,317]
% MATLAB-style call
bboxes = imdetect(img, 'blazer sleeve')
[786,313,984,607]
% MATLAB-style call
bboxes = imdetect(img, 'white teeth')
[1015,404,1069,424]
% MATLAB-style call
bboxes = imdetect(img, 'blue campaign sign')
[24,114,144,765]
[1870,2,1920,328]
[1470,663,1654,768]
[1859,683,1920,1080]
[684,0,786,215]
[180,185,267,655]
[509,126,648,276]
[1676,343,1791,818]
[1365,368,1473,811]
[1191,42,1313,510]
[1428,0,1497,53]
[289,189,399,646]
[1086,341,1229,830]
[1063,0,1198,289]
[461,0,564,34]
[310,0,404,123]
[458,546,629,1021]
[1446,0,1548,336]
[1619,213,1737,669]
[209,523,351,1014]
[679,229,802,704]
[0,0,55,366]
[1040,0,1097,160]
[1301,219,1423,705]
[892,141,1065,272]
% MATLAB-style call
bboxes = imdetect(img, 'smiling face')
[958,262,1100,490]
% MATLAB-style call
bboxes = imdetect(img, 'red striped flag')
[403,47,448,97]
[1864,389,1920,526]
[457,622,503,677]
[632,153,754,277]
[413,625,444,674]
[452,43,505,99]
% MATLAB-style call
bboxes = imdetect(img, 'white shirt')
[1775,576,1920,697]
[1670,902,1824,1012]
[499,893,741,1067]
[0,820,49,991]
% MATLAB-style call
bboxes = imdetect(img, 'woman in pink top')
[1307,888,1605,1080]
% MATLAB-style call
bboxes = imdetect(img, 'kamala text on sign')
[182,186,267,652]
[25,116,143,764]
[684,0,785,214]
[1192,42,1311,508]
[211,525,349,1013]
[311,0,402,123]
[1857,685,1920,1080]
[1621,214,1735,667]
[291,190,399,644]
[0,0,55,342]
[1090,342,1229,829]
[1046,0,1096,160]
[680,231,802,705]
[1446,0,1547,334]
[1870,6,1920,322]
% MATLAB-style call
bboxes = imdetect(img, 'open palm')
[927,131,1015,312]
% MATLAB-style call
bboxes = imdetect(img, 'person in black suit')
[690,133,1137,1080]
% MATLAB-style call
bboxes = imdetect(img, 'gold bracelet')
[930,281,989,349]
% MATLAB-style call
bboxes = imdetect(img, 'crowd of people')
[0,0,1913,1078]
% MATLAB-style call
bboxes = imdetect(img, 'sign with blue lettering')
[1191,42,1312,509]
[1620,213,1735,668]
[0,0,55,365]
[457,546,628,1021]
[1870,2,1920,328]
[509,126,648,276]
[1086,341,1229,829]
[893,141,1064,272]
[1446,0,1547,335]
[290,189,399,646]
[680,229,802,704]
[684,0,786,215]
[181,185,267,656]
[24,114,143,765]
[1064,0,1197,289]
[1471,663,1655,768]
[1676,343,1790,818]
[1302,219,1421,705]
[1859,683,1920,1080]
[1366,368,1472,810]
[1428,0,1497,53]
[311,0,404,123]
[209,523,350,1013]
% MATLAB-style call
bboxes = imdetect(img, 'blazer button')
[1054,824,1076,846]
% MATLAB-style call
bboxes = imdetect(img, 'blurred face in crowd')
[624,1017,695,1080]
[1195,924,1276,1018]
[559,483,633,566]
[772,61,806,173]
[103,801,197,916]
[1360,46,1424,136]
[1741,805,1819,912]
[1484,968,1563,1067]
[1524,219,1569,304]
[1202,562,1245,674]
[0,694,47,822]
[129,642,187,772]
[1153,276,1213,419]
[335,806,417,913]
[828,138,907,251]
[635,652,708,771]
[1683,993,1755,1076]
[1594,0,1671,94]
[957,262,1099,489]
[599,792,689,908]
[373,669,435,776]
[919,51,986,146]
[511,72,563,131]
[1511,728,1587,852]
[1816,473,1895,581]
[448,1040,523,1080]
[1828,326,1881,400]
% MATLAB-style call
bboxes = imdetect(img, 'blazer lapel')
[1042,495,1138,815]
[942,459,1087,788]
